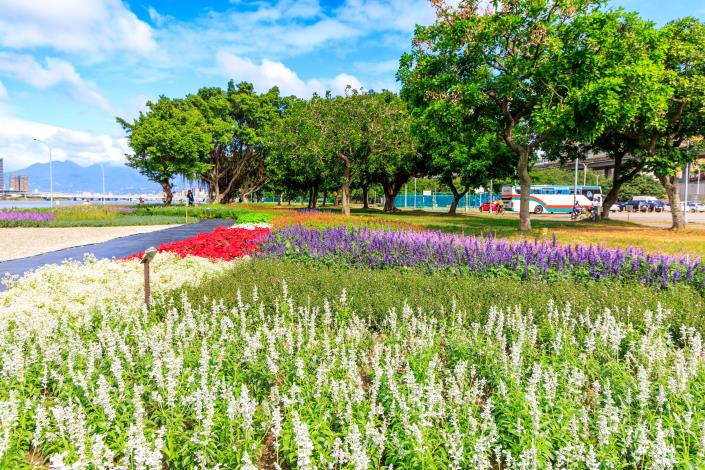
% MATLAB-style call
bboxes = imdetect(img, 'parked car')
[644,200,669,212]
[621,199,650,212]
[479,201,502,212]
[681,201,705,212]
[609,203,622,212]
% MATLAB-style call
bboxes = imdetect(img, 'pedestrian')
[187,189,195,206]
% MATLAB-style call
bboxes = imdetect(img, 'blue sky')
[0,0,703,171]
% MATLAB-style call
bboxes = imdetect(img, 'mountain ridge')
[4,161,163,194]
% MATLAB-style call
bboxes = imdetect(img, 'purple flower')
[0,211,54,222]
[260,226,705,290]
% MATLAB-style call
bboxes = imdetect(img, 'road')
[539,210,705,228]
[0,219,233,288]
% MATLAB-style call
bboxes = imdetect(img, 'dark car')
[644,200,668,212]
[622,199,650,212]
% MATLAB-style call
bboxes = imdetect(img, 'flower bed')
[125,226,271,261]
[262,226,705,289]
[270,210,425,232]
[0,284,703,468]
[0,252,232,332]
[0,211,54,222]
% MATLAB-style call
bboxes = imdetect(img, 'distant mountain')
[5,161,163,194]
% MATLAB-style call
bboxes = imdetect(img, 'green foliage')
[132,205,272,222]
[186,258,705,339]
[399,0,611,230]
[117,97,213,204]
[529,168,603,187]
[602,174,666,200]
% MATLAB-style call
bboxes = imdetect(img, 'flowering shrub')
[126,226,270,261]
[262,226,705,289]
[0,211,54,222]
[0,252,232,332]
[0,284,703,467]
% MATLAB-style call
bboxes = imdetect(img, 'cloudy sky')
[0,0,702,171]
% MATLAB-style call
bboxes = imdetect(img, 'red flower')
[122,227,270,261]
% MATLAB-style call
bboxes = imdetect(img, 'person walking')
[187,189,195,206]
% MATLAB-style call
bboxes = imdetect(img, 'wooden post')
[140,247,157,307]
[144,260,151,306]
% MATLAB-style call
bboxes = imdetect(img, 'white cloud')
[0,81,6,99]
[0,53,111,112]
[0,115,128,171]
[147,6,171,27]
[0,0,156,57]
[216,51,363,97]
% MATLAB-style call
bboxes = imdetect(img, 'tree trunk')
[321,191,327,207]
[341,182,351,216]
[160,180,173,206]
[341,161,352,216]
[601,153,624,219]
[658,174,686,229]
[517,150,532,231]
[311,186,318,208]
[447,180,468,215]
[307,187,314,209]
[278,193,283,205]
[382,182,401,212]
[362,185,369,209]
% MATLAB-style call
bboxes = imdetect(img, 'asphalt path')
[0,219,233,288]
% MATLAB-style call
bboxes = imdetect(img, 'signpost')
[141,247,157,306]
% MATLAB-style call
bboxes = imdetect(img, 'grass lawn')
[348,208,705,257]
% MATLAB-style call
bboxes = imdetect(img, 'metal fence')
[391,192,501,210]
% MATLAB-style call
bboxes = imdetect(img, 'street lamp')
[33,138,53,208]
[100,164,106,205]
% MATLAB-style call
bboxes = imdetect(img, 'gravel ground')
[0,226,177,261]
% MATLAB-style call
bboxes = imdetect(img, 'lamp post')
[100,164,105,205]
[33,138,53,208]
[573,159,579,204]
[684,163,690,225]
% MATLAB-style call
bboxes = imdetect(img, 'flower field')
[2,217,705,468]
[263,226,705,290]
[1,283,704,468]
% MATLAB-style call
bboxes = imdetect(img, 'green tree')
[263,96,338,208]
[539,10,668,218]
[400,0,605,231]
[117,97,212,205]
[403,83,514,214]
[364,91,421,212]
[646,18,705,229]
[601,174,665,201]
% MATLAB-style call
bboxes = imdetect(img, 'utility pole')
[100,164,106,205]
[684,163,690,225]
[582,163,588,186]
[414,177,417,209]
[33,138,53,208]
[573,159,579,204]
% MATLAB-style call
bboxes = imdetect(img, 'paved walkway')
[0,219,232,288]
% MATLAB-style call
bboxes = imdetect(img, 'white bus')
[501,185,602,214]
